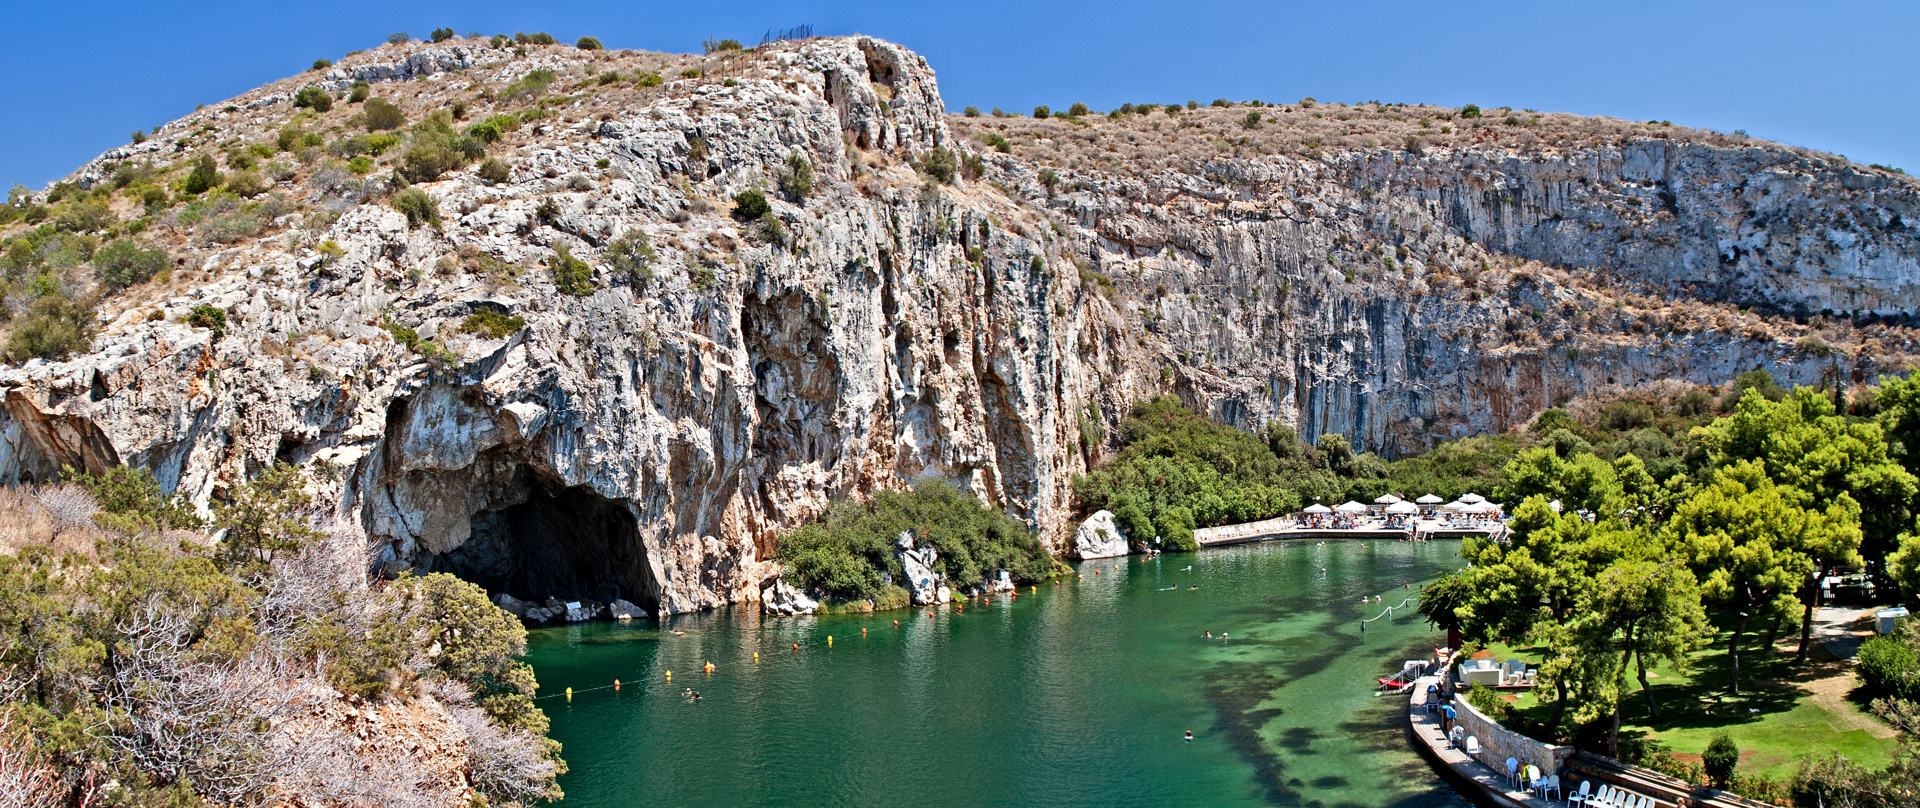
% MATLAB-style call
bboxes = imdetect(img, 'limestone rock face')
[0,37,1915,616]
[1073,510,1128,560]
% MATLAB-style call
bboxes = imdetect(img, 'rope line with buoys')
[533,573,1076,701]
[1358,596,1418,633]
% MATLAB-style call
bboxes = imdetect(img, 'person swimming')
[1184,730,1194,742]
[1221,632,1229,640]
[1189,585,1199,590]
[1205,631,1212,639]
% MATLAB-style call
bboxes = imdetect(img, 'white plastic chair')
[1567,779,1592,807]
[1591,784,1615,808]
[1465,736,1481,758]
[1543,774,1562,801]
[1505,757,1519,788]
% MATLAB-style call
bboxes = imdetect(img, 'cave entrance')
[427,473,659,614]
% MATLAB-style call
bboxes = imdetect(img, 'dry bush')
[432,681,559,808]
[0,680,63,808]
[0,484,106,559]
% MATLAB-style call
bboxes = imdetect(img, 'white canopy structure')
[1336,501,1370,514]
[1386,501,1420,515]
[1466,500,1503,514]
[1415,493,1445,505]
[1548,499,1564,514]
[1373,493,1403,504]
[1459,492,1488,504]
[1442,500,1470,511]
[1303,503,1333,514]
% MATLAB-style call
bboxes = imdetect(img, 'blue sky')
[3,1,1914,188]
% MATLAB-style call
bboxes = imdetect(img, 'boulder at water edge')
[1074,510,1129,560]
[761,578,820,615]
[609,599,644,620]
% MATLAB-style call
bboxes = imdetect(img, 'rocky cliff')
[1,36,1914,614]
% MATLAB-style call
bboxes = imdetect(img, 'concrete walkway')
[1813,605,1873,662]
[1407,675,1552,807]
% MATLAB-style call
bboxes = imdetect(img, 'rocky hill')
[0,35,1914,615]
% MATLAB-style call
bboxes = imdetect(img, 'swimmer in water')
[1185,730,1194,742]
[1222,632,1230,640]
[1205,631,1212,639]
[1189,585,1199,590]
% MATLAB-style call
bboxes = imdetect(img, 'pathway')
[1813,605,1874,662]
[1194,516,1506,547]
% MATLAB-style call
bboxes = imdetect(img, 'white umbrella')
[1373,493,1402,504]
[1548,499,1564,514]
[1459,492,1488,504]
[1303,503,1333,514]
[1336,501,1369,514]
[1442,500,1470,511]
[1415,494,1445,505]
[1386,501,1419,515]
[1468,501,1502,514]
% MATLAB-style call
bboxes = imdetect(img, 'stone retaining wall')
[1452,694,1576,779]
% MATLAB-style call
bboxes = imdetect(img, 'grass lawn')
[1472,619,1900,781]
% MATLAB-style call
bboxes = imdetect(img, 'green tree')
[1665,459,1849,693]
[1695,388,1904,660]
[212,463,322,572]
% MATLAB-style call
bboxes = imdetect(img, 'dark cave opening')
[425,473,659,614]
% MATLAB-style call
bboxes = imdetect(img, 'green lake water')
[524,538,1474,807]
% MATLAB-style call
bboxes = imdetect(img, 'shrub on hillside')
[93,239,168,289]
[292,86,332,112]
[397,112,485,182]
[348,81,370,103]
[387,32,410,45]
[1032,105,1050,118]
[919,147,957,184]
[185,303,226,333]
[362,98,406,131]
[182,155,222,194]
[778,151,815,200]
[576,36,603,50]
[1068,102,1089,116]
[477,158,511,184]
[603,230,656,287]
[461,309,526,339]
[732,188,770,219]
[391,188,438,228]
[431,27,455,42]
[311,58,332,71]
[634,72,663,88]
[777,480,1057,602]
[6,293,94,361]
[500,69,557,102]
[549,244,593,295]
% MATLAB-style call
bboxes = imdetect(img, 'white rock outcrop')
[759,579,819,616]
[1074,510,1129,560]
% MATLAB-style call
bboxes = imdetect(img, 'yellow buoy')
[665,670,672,681]
[754,652,760,662]
[565,687,573,701]
[861,627,868,637]
[827,635,834,646]
[1031,586,1037,594]
[893,619,899,628]
[614,679,621,691]
[705,661,715,674]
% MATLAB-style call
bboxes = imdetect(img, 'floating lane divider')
[1358,596,1418,634]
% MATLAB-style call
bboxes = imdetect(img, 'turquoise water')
[524,539,1473,807]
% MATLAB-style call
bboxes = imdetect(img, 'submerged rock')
[1074,511,1129,560]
